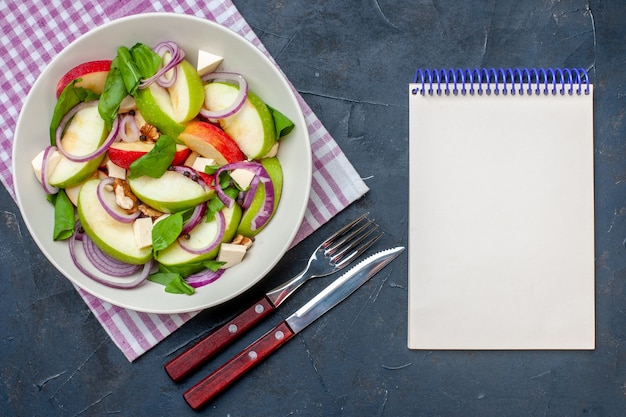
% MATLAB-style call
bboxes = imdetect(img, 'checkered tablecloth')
[0,0,368,361]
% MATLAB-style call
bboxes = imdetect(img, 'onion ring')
[184,268,225,288]
[69,221,152,289]
[55,101,120,163]
[40,145,59,194]
[199,72,249,119]
[82,233,142,277]
[178,209,225,255]
[214,161,269,208]
[138,41,185,89]
[118,113,140,142]
[171,165,209,189]
[181,203,207,236]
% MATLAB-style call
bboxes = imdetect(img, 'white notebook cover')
[408,81,595,350]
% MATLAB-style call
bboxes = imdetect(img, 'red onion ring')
[55,101,121,163]
[96,177,140,223]
[239,175,260,210]
[139,41,185,89]
[214,160,274,231]
[82,233,142,276]
[118,113,140,142]
[178,209,225,255]
[214,161,269,208]
[199,72,249,119]
[184,268,225,288]
[171,166,209,189]
[181,202,207,236]
[69,222,152,289]
[41,145,59,194]
[250,173,275,231]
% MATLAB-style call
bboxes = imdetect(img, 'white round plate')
[12,13,311,314]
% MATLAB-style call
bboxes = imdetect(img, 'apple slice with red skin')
[108,141,191,170]
[56,60,112,98]
[179,120,246,165]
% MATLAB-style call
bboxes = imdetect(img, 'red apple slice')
[179,120,246,165]
[56,60,112,98]
[108,141,191,170]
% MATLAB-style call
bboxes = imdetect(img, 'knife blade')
[182,246,405,410]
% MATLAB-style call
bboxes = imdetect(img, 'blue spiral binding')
[411,67,590,96]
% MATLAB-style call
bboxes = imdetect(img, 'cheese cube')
[133,217,153,249]
[217,243,247,269]
[230,168,255,190]
[196,50,223,76]
[31,148,61,184]
[191,156,216,174]
[106,160,127,179]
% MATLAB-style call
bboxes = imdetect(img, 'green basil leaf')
[155,258,226,278]
[158,262,205,277]
[203,260,225,272]
[117,46,142,96]
[217,170,231,189]
[165,276,195,295]
[52,190,75,241]
[148,272,195,295]
[128,135,176,179]
[151,211,183,252]
[148,272,180,286]
[205,188,238,222]
[50,80,99,145]
[130,43,161,79]
[202,164,220,175]
[268,105,295,139]
[205,197,224,222]
[98,62,128,129]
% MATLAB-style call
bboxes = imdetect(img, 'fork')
[164,212,382,382]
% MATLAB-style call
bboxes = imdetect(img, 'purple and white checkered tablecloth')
[0,0,368,361]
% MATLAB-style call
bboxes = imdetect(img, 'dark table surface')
[3,0,626,415]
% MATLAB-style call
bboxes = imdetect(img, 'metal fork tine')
[266,213,381,308]
[329,222,378,260]
[333,231,383,268]
[322,212,370,249]
[325,217,374,255]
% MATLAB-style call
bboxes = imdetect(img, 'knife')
[165,212,380,382]
[182,246,404,410]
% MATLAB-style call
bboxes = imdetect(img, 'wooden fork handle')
[183,321,295,410]
[164,296,275,382]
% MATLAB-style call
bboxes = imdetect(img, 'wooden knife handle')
[164,296,275,382]
[183,321,295,410]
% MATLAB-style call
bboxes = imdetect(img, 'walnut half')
[139,123,159,142]
[138,204,164,220]
[231,234,254,249]
[113,178,138,212]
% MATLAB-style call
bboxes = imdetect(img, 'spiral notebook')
[408,68,595,350]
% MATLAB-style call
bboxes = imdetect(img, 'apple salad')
[32,41,295,294]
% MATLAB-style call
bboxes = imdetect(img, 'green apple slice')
[127,169,214,213]
[48,105,108,188]
[155,204,242,266]
[77,178,152,264]
[134,59,204,138]
[203,82,277,159]
[237,157,283,237]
